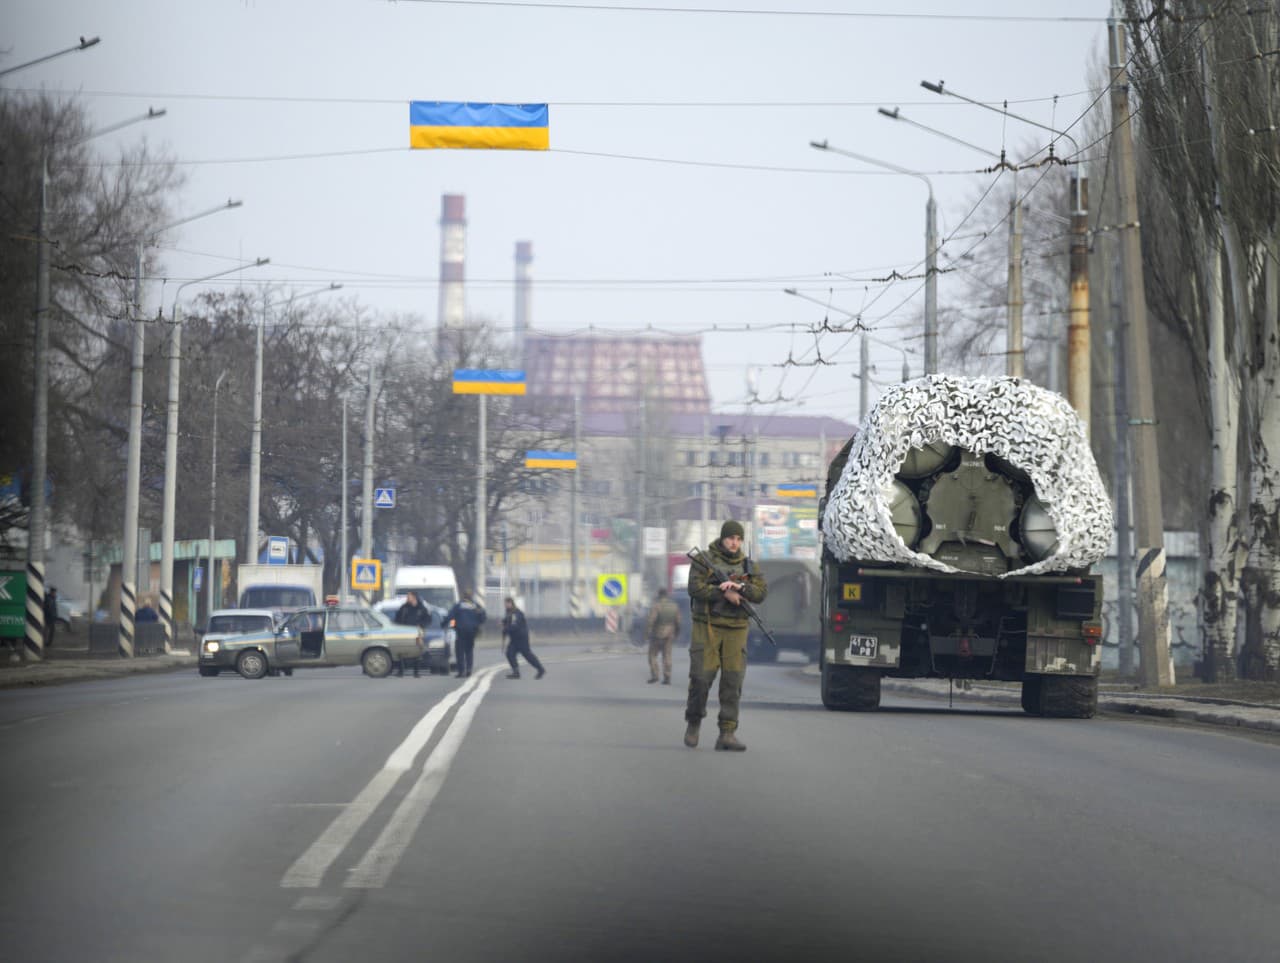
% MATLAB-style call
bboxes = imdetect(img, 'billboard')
[753,503,819,559]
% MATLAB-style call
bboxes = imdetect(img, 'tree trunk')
[1201,229,1241,681]
[1238,237,1280,679]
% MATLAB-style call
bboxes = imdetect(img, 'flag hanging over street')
[452,368,527,395]
[410,102,549,150]
[525,450,577,470]
[776,483,818,498]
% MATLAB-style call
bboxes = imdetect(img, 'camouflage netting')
[821,375,1114,577]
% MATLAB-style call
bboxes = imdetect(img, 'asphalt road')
[3,642,1278,963]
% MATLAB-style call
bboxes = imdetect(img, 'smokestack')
[514,240,533,361]
[437,194,466,355]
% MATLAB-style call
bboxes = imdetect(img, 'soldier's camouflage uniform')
[685,539,767,734]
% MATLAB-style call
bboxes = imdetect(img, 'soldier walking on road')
[502,597,545,679]
[684,520,767,752]
[446,589,486,678]
[645,588,681,684]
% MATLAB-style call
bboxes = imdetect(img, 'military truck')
[819,376,1112,718]
[746,557,821,663]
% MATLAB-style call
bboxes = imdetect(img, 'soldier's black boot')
[715,730,746,752]
[683,721,700,748]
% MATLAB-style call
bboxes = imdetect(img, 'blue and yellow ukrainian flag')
[525,450,577,470]
[410,102,549,150]
[451,369,527,395]
[776,483,818,498]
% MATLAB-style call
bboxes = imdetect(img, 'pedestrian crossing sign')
[374,487,395,508]
[351,558,382,592]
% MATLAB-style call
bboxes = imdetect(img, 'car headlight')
[204,640,220,653]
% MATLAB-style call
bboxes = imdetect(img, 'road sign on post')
[597,573,627,607]
[374,487,395,509]
[351,558,382,592]
[267,536,289,564]
[0,570,26,640]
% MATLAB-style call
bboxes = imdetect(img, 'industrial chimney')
[437,194,466,356]
[514,240,533,361]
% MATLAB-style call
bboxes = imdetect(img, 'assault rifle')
[686,547,778,647]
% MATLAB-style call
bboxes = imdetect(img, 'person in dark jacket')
[501,597,544,680]
[393,591,432,678]
[43,587,59,648]
[446,589,486,678]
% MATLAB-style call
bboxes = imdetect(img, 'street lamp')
[207,371,229,623]
[22,102,163,663]
[809,139,939,374]
[879,107,1026,379]
[0,35,99,78]
[160,251,269,650]
[247,283,342,565]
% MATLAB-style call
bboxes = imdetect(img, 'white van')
[391,565,460,611]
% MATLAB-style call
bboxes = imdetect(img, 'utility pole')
[1007,198,1025,377]
[341,396,349,602]
[207,371,228,621]
[24,152,51,662]
[362,366,376,602]
[859,334,870,420]
[569,393,580,616]
[636,390,647,590]
[1110,15,1173,686]
[1111,257,1135,678]
[700,416,709,547]
[925,192,938,374]
[1068,174,1092,432]
[474,394,486,603]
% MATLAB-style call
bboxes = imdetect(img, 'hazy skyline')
[5,0,1109,419]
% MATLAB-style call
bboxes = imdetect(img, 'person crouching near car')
[393,591,432,677]
[502,596,544,680]
[446,589,486,678]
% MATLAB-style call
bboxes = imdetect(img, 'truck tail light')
[1082,622,1103,645]
[831,611,850,633]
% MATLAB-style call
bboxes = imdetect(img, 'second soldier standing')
[644,588,681,684]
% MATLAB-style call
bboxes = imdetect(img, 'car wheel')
[198,666,219,678]
[362,647,393,679]
[283,667,293,677]
[237,649,269,680]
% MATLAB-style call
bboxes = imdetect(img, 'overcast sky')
[6,0,1109,421]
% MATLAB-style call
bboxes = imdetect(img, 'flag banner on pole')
[525,450,577,470]
[451,368,527,395]
[776,483,818,498]
[410,102,549,150]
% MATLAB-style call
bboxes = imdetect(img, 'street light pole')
[810,140,938,373]
[30,107,168,662]
[22,101,162,662]
[160,249,266,650]
[247,283,341,566]
[207,371,228,623]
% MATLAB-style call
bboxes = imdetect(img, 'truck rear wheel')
[1040,675,1098,718]
[821,663,881,711]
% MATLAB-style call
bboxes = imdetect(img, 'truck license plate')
[847,635,878,659]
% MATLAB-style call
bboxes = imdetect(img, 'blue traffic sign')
[267,536,289,564]
[596,573,627,606]
[374,487,395,509]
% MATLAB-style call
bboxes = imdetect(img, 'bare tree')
[1122,0,1280,679]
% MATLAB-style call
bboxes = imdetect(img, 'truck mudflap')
[1026,635,1102,675]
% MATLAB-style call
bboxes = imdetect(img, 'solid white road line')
[344,667,499,888]
[280,673,487,888]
